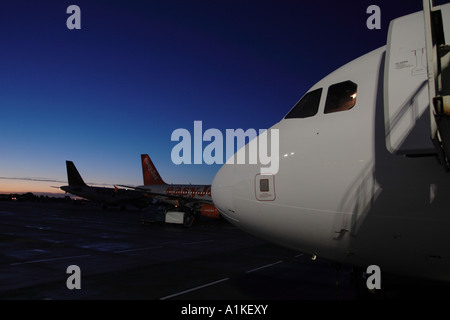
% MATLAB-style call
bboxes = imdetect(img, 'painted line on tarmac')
[245,260,284,274]
[159,277,230,300]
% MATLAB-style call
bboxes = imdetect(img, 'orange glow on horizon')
[0,180,65,195]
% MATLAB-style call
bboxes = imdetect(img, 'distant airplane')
[60,161,150,209]
[121,154,220,219]
[212,1,450,286]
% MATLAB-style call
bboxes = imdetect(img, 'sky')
[0,0,443,194]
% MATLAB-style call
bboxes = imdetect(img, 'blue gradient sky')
[0,0,438,193]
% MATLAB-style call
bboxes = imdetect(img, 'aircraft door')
[384,10,436,155]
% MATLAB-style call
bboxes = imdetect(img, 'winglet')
[141,154,167,185]
[66,161,87,187]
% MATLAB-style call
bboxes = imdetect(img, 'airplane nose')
[211,164,238,223]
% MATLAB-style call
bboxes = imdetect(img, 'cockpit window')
[285,88,322,119]
[324,81,357,114]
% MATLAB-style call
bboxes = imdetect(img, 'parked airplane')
[121,154,220,219]
[212,1,450,285]
[60,161,150,209]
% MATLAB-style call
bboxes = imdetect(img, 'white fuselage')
[212,5,450,283]
[137,184,212,202]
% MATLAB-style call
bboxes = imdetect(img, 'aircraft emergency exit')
[212,1,450,284]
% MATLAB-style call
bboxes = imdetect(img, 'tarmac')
[0,200,356,301]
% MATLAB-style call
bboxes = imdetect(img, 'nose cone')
[211,164,238,223]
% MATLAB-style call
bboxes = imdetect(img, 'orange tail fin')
[141,154,167,185]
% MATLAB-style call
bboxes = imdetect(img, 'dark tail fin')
[66,161,87,187]
[141,154,166,185]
